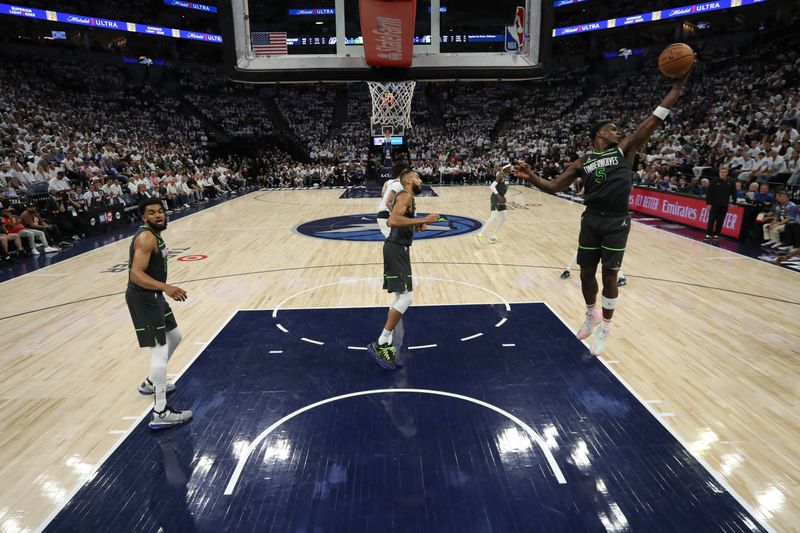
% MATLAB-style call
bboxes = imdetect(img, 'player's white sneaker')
[576,308,602,340]
[149,405,192,430]
[138,378,176,395]
[590,322,610,356]
[489,236,500,244]
[475,233,486,244]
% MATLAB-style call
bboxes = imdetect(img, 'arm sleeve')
[490,182,498,195]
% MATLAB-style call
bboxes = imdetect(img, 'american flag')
[251,32,288,56]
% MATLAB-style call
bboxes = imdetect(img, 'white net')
[367,81,416,131]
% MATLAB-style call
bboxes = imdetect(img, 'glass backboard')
[220,0,552,82]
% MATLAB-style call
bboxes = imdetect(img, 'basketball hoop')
[367,81,416,134]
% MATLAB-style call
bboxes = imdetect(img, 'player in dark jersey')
[126,198,192,429]
[515,71,691,355]
[476,165,512,244]
[367,170,439,369]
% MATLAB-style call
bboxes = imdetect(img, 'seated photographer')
[41,190,89,240]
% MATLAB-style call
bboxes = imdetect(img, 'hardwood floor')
[0,186,797,531]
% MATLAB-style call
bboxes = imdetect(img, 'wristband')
[653,106,671,120]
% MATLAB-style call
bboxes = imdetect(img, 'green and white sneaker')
[367,341,397,370]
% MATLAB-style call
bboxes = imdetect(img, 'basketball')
[658,43,695,78]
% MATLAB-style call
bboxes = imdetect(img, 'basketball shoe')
[560,270,571,280]
[149,405,192,430]
[475,233,486,244]
[490,236,500,244]
[576,308,602,340]
[590,322,610,356]
[367,341,396,370]
[138,378,176,395]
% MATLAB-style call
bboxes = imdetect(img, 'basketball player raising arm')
[514,69,691,355]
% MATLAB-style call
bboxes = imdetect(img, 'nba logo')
[505,7,525,52]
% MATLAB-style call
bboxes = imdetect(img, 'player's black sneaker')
[560,270,570,280]
[616,276,627,287]
[367,341,396,370]
[389,348,404,369]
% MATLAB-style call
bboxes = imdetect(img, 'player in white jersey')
[377,162,410,238]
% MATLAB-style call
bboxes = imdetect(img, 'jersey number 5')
[594,167,607,183]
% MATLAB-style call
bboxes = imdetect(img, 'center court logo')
[296,213,481,242]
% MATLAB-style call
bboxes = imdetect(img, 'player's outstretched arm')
[619,69,692,162]
[514,160,581,194]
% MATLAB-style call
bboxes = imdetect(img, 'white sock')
[150,342,169,412]
[165,327,182,361]
[586,304,597,315]
[492,211,507,237]
[564,252,577,271]
[482,211,498,235]
[379,329,393,345]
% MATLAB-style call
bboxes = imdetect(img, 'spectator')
[48,171,71,194]
[20,204,65,247]
[762,191,799,249]
[41,190,88,240]
[1,208,60,255]
[0,224,24,263]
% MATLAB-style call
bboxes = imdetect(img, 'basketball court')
[1,186,797,531]
[1,1,799,532]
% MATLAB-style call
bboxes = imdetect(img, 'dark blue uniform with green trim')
[491,181,508,211]
[383,192,415,293]
[576,146,632,270]
[125,225,178,347]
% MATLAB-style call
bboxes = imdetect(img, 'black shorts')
[125,287,178,347]
[576,211,631,271]
[383,240,412,293]
[491,202,508,212]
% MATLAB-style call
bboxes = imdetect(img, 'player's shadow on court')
[149,433,198,532]
[379,320,419,439]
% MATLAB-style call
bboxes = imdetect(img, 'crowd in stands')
[0,54,258,264]
[186,93,273,138]
[275,84,335,156]
[3,28,800,262]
